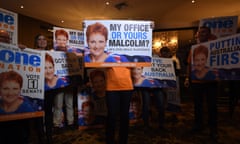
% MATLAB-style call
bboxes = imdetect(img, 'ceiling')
[1,0,240,30]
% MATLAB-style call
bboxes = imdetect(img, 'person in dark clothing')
[184,26,218,140]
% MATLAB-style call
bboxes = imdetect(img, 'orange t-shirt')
[106,67,133,91]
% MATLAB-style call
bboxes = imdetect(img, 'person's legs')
[35,117,45,143]
[153,88,165,128]
[44,90,55,143]
[106,91,119,144]
[0,120,29,144]
[141,88,151,127]
[53,91,64,127]
[229,81,240,117]
[119,90,133,144]
[206,83,218,136]
[192,83,204,131]
[64,88,74,126]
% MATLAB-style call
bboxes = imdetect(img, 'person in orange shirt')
[105,67,133,144]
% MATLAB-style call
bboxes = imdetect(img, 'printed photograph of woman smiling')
[0,71,36,115]
[84,22,117,63]
[191,45,217,80]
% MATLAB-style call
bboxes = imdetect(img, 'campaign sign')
[0,43,44,121]
[129,90,142,124]
[83,20,153,67]
[77,68,107,130]
[191,33,240,80]
[45,51,83,91]
[199,15,238,38]
[0,8,18,45]
[53,27,84,56]
[132,57,176,88]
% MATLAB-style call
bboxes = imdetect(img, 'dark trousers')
[229,81,240,116]
[105,90,133,144]
[44,90,56,144]
[0,119,29,144]
[141,88,165,127]
[191,82,218,131]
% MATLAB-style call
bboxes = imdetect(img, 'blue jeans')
[105,90,133,144]
[141,88,165,127]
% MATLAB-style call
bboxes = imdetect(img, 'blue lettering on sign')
[210,52,239,66]
[0,50,41,66]
[0,12,14,25]
[203,19,233,29]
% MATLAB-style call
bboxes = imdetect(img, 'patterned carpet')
[50,100,240,144]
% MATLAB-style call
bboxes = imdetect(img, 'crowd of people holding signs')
[0,7,240,144]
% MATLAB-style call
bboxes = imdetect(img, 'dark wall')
[18,14,54,49]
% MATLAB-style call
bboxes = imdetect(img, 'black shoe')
[52,126,63,134]
[143,125,149,131]
[143,125,152,135]
[191,125,203,133]
[209,132,218,144]
[159,125,169,134]
[210,128,218,141]
[67,124,76,130]
[210,132,218,139]
[46,135,53,144]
